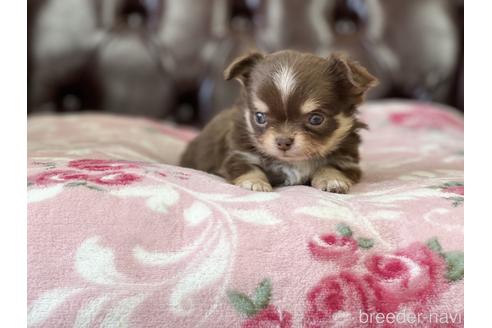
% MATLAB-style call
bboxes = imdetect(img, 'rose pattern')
[33,170,90,185]
[68,159,140,171]
[87,171,141,185]
[30,170,141,187]
[28,159,193,188]
[429,181,464,206]
[242,306,293,328]
[364,243,447,310]
[389,105,463,131]
[442,185,464,196]
[304,225,462,327]
[29,159,144,187]
[308,234,359,267]
[304,272,380,328]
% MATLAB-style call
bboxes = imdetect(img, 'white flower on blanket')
[28,180,282,327]
[111,185,180,213]
[296,186,457,248]
[110,182,282,226]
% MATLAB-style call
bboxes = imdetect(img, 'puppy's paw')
[233,169,273,192]
[311,168,353,194]
[235,179,273,192]
[312,178,351,193]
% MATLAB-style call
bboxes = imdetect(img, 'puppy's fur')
[180,50,377,193]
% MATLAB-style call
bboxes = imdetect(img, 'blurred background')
[27,0,463,126]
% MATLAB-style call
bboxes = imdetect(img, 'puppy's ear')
[224,52,264,85]
[327,53,378,97]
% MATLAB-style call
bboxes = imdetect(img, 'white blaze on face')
[272,65,297,105]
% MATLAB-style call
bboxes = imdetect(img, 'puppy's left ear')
[327,53,378,97]
[224,51,264,85]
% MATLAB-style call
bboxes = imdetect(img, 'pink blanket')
[27,101,464,327]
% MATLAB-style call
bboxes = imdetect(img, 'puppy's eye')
[308,113,324,125]
[254,112,267,125]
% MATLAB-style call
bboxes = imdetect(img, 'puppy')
[180,50,377,193]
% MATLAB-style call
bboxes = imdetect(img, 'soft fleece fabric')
[27,101,464,327]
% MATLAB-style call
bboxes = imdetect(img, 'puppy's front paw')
[233,169,273,192]
[311,167,353,194]
[236,179,273,192]
[312,178,351,193]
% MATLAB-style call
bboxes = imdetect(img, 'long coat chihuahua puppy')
[180,50,377,193]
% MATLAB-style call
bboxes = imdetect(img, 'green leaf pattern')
[357,238,374,249]
[227,279,272,317]
[336,223,353,237]
[253,279,271,311]
[426,237,464,282]
[443,251,464,281]
[227,291,257,317]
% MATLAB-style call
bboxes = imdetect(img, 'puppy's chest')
[263,159,326,186]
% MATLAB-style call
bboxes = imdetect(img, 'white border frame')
[0,0,27,326]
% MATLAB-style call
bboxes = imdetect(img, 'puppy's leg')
[233,168,272,192]
[311,166,359,194]
[221,154,272,192]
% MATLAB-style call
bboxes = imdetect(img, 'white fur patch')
[272,65,297,104]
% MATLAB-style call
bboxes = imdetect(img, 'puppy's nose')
[275,137,294,151]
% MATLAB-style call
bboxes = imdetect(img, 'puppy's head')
[225,50,377,161]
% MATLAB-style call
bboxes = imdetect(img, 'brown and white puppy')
[180,50,377,193]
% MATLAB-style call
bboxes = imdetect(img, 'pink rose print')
[33,170,90,185]
[30,168,141,187]
[304,272,380,328]
[242,305,292,328]
[68,159,140,171]
[430,182,464,207]
[442,185,464,196]
[364,242,447,311]
[308,234,359,267]
[389,105,463,131]
[88,172,141,185]
[304,234,461,327]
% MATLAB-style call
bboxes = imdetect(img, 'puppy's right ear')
[224,52,264,85]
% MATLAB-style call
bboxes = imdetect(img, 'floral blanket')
[27,101,464,328]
